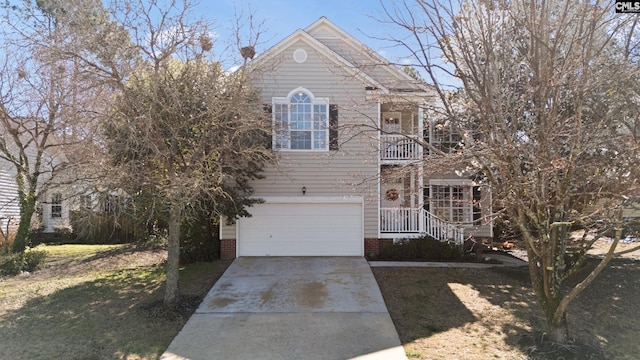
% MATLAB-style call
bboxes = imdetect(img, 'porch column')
[376,99,382,238]
[418,102,425,234]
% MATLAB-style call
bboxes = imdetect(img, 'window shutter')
[264,104,273,149]
[329,104,339,150]
[472,186,481,223]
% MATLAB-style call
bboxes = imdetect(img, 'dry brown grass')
[373,243,640,360]
[2,242,638,359]
[0,244,231,359]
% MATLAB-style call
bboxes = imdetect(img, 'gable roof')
[304,17,427,92]
[249,17,429,94]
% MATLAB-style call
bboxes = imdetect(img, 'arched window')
[273,88,329,150]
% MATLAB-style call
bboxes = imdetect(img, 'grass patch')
[0,244,231,359]
[374,258,640,359]
[43,243,124,258]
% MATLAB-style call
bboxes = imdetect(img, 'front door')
[382,112,401,134]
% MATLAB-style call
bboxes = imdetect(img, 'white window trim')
[272,87,330,152]
[429,179,474,186]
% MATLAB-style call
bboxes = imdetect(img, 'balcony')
[380,207,465,245]
[380,135,421,162]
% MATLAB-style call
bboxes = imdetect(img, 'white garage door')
[237,199,363,256]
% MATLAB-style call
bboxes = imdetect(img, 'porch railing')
[424,210,465,246]
[380,207,465,246]
[380,208,420,233]
[380,135,421,161]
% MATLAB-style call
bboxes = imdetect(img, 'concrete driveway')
[161,257,407,360]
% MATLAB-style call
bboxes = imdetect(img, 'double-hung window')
[273,88,329,150]
[51,193,62,218]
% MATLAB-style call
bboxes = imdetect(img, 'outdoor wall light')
[302,186,307,195]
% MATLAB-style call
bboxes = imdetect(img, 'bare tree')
[105,58,272,306]
[0,0,118,252]
[2,0,272,306]
[382,0,640,342]
[93,0,272,307]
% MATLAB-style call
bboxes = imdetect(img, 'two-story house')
[220,17,493,258]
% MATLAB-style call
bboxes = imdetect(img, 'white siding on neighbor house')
[222,40,379,240]
[0,170,20,231]
[0,134,71,234]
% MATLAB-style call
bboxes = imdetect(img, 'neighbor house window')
[429,183,472,223]
[273,88,329,150]
[102,195,119,213]
[79,195,92,210]
[51,193,62,218]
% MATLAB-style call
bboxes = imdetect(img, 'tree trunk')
[548,313,569,344]
[164,204,181,308]
[12,189,37,253]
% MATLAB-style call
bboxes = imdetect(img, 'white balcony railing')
[380,208,465,246]
[380,208,420,233]
[380,135,421,161]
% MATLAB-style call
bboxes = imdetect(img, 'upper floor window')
[273,88,329,151]
[426,121,463,153]
[51,193,62,218]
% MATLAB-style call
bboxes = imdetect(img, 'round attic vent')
[293,48,307,63]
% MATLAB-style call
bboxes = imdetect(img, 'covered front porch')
[379,166,472,246]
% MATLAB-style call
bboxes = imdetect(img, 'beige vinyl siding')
[222,40,379,240]
[624,205,640,219]
[310,37,422,91]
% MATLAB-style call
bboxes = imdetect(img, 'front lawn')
[373,251,640,359]
[0,244,231,359]
[2,242,639,359]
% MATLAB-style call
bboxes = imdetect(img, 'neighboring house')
[220,17,493,259]
[0,122,72,236]
[0,173,72,236]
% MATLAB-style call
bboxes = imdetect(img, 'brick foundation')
[364,238,392,258]
[220,238,236,259]
[222,238,395,259]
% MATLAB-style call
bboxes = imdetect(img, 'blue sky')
[199,0,413,65]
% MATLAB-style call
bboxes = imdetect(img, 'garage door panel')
[237,201,362,257]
